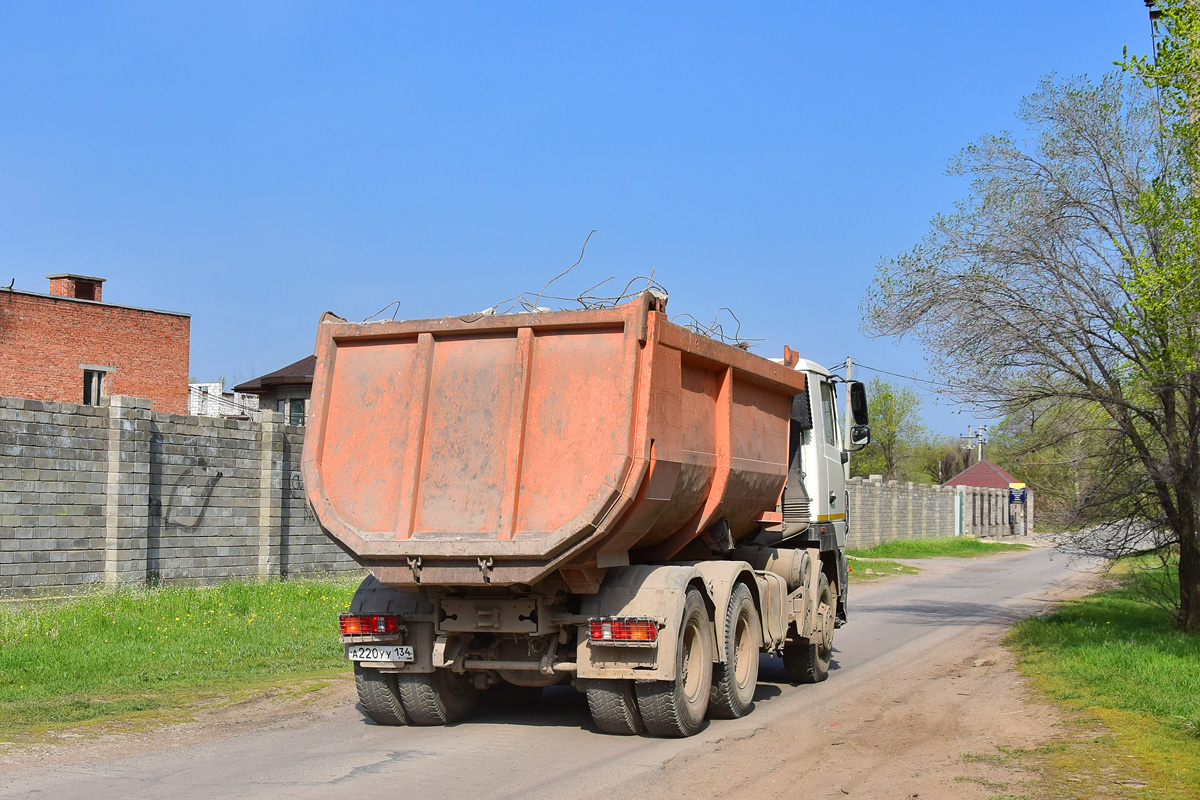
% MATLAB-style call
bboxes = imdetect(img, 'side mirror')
[849,425,870,448]
[849,381,869,425]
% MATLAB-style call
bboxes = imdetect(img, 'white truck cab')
[757,356,870,624]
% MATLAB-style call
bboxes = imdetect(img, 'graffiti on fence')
[291,470,318,523]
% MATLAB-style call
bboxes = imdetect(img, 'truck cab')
[755,357,869,624]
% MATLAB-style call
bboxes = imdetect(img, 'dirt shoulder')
[633,557,1109,800]
[0,678,359,773]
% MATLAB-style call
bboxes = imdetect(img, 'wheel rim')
[681,618,705,703]
[816,584,835,657]
[733,614,754,687]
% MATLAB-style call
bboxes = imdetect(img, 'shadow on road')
[855,600,1037,627]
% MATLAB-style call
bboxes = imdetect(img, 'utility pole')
[960,424,988,464]
[842,356,853,447]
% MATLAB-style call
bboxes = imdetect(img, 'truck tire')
[708,582,761,719]
[634,588,713,737]
[397,669,478,725]
[783,573,834,684]
[585,680,645,735]
[354,663,409,726]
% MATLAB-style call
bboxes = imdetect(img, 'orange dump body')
[302,293,806,590]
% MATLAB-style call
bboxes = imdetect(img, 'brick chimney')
[47,274,105,302]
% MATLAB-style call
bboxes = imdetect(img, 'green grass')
[1005,557,1200,797]
[847,558,921,582]
[0,575,361,737]
[846,536,1030,560]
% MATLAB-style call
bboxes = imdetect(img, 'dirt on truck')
[302,291,870,737]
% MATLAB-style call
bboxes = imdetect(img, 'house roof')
[4,287,190,318]
[942,458,1019,489]
[233,355,316,394]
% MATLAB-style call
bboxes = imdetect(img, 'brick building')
[0,274,190,414]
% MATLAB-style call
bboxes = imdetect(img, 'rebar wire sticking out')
[532,229,597,310]
[363,300,403,322]
[671,306,763,350]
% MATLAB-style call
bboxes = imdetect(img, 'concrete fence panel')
[0,395,359,597]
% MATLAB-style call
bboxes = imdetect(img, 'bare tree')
[862,71,1200,632]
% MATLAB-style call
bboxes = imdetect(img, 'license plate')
[346,644,414,663]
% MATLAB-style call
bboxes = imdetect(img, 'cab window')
[820,382,839,447]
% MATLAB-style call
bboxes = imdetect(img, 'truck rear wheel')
[783,573,834,684]
[708,582,761,719]
[353,663,409,726]
[585,680,645,735]
[634,588,713,737]
[397,669,478,725]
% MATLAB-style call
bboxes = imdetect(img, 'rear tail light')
[339,613,400,635]
[588,617,658,646]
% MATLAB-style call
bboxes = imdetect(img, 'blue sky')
[0,2,1155,435]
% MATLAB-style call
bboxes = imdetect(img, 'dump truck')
[302,291,869,737]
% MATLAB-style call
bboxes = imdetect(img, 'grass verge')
[846,536,1030,560]
[847,558,921,582]
[1002,556,1199,798]
[0,575,361,739]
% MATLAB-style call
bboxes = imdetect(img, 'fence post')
[257,410,284,579]
[103,396,153,587]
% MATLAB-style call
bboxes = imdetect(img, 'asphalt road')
[0,546,1096,800]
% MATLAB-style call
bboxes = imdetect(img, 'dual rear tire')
[709,583,761,719]
[585,583,763,737]
[634,588,713,737]
[354,663,409,726]
[354,663,478,726]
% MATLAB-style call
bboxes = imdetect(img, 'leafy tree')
[862,50,1200,632]
[849,378,928,482]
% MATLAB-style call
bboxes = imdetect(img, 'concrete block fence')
[845,476,1030,550]
[0,395,358,597]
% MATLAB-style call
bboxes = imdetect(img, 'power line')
[849,361,961,391]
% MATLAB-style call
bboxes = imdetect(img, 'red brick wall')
[0,291,190,414]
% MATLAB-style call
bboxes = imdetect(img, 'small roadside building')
[942,458,1034,535]
[0,274,190,414]
[942,459,1019,491]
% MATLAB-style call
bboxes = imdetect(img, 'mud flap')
[836,550,849,625]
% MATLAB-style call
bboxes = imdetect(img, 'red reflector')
[588,618,657,643]
[338,613,399,635]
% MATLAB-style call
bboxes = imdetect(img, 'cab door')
[817,380,846,529]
